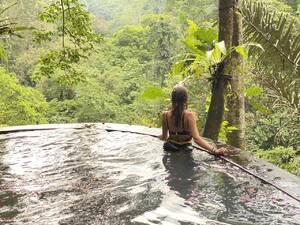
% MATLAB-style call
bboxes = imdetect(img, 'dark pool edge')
[0,124,84,134]
[1,123,300,203]
[0,123,161,134]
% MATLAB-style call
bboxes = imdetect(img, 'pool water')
[0,126,299,225]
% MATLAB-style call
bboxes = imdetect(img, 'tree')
[225,0,245,148]
[203,0,234,141]
[164,0,218,26]
[0,2,30,62]
[0,66,48,126]
[142,14,179,86]
[112,24,151,66]
[33,0,102,85]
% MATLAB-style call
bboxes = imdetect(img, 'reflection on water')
[133,151,219,224]
[163,151,197,199]
[0,127,299,225]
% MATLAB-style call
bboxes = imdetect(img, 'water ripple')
[0,128,299,225]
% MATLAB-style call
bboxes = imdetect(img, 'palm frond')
[241,0,300,71]
[254,65,299,112]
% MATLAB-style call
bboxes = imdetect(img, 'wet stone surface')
[0,126,299,225]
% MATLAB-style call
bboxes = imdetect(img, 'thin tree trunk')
[60,0,65,49]
[226,0,245,148]
[203,0,233,140]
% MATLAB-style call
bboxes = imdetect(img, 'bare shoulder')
[161,110,170,119]
[161,110,169,116]
[185,111,196,119]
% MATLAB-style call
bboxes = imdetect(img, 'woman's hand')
[213,146,240,156]
[214,147,227,155]
[159,134,167,141]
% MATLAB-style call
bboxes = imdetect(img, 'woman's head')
[171,84,188,127]
[171,84,188,106]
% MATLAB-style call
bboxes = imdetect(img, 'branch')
[60,0,65,49]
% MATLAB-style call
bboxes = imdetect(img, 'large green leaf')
[140,86,167,100]
[194,27,218,44]
[187,20,198,34]
[245,86,263,97]
[215,41,226,55]
[206,41,227,65]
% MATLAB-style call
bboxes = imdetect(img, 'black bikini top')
[165,111,192,141]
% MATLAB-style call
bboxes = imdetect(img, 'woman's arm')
[159,111,168,141]
[187,112,218,153]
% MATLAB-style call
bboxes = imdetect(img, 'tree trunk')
[203,0,233,140]
[226,0,245,148]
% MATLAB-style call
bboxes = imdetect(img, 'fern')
[241,0,300,71]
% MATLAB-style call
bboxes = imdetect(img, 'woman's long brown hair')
[171,85,188,128]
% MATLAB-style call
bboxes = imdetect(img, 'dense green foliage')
[256,146,300,176]
[0,67,48,126]
[0,0,299,175]
[33,0,102,84]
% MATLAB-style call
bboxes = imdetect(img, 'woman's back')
[163,110,193,144]
[160,84,239,155]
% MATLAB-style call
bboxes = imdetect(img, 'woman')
[159,84,230,155]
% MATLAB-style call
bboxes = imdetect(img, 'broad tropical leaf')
[140,86,167,100]
[245,86,263,97]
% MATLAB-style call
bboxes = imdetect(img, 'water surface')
[0,127,299,225]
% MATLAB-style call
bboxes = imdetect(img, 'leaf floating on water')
[245,187,257,196]
[294,210,300,215]
[240,194,252,203]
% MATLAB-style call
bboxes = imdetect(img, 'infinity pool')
[0,125,299,225]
